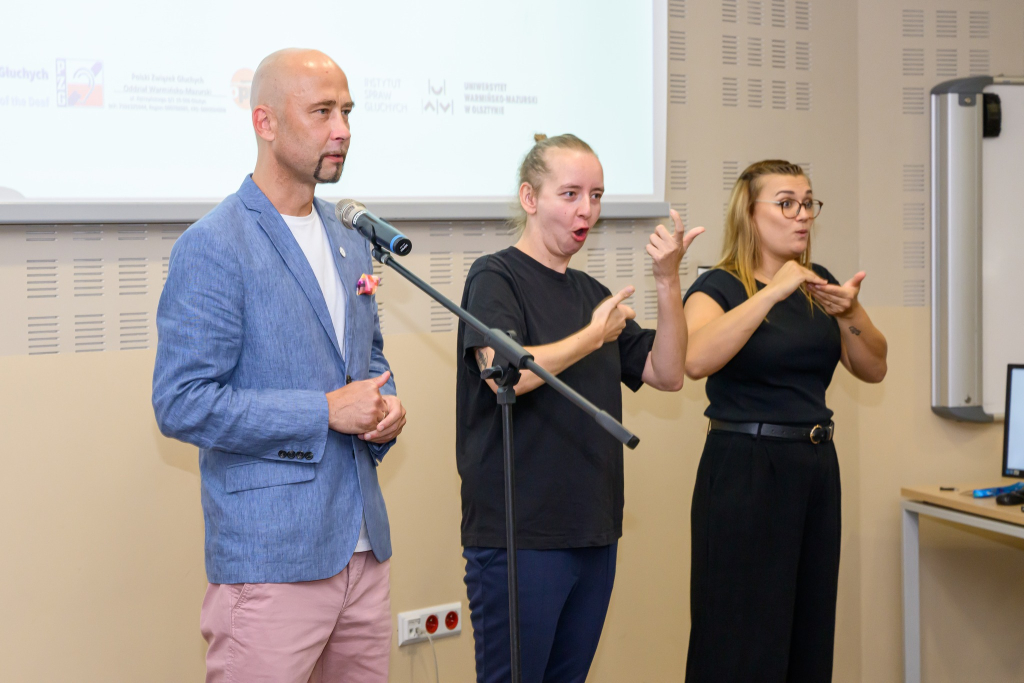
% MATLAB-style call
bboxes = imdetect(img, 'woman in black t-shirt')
[456,134,703,683]
[682,160,887,683]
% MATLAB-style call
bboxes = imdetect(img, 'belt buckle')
[810,424,825,444]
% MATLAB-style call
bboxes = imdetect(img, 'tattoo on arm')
[475,347,490,372]
[849,326,862,336]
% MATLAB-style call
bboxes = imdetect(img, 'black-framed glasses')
[754,198,824,219]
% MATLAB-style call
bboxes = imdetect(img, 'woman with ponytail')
[455,134,703,683]
[682,160,887,682]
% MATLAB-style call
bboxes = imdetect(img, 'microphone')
[335,199,413,256]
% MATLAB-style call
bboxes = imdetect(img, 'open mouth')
[571,227,589,242]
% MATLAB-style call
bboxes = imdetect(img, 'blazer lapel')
[317,200,359,363]
[239,179,344,363]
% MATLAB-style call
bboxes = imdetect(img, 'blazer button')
[346,375,353,384]
[304,452,313,460]
[278,450,286,458]
[287,451,296,459]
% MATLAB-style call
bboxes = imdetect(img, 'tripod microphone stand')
[371,247,639,683]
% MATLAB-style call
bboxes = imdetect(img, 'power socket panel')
[397,601,463,646]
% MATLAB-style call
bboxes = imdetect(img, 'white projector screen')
[0,0,667,222]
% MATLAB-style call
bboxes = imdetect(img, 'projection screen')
[0,0,668,222]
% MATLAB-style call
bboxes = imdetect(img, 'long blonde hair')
[716,159,821,312]
[510,133,597,233]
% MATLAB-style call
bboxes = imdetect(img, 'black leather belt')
[709,419,835,444]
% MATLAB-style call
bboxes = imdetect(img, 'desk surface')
[902,479,1024,527]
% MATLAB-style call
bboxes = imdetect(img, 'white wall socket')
[397,601,463,646]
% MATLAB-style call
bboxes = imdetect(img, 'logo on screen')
[231,68,254,109]
[56,59,103,107]
[423,79,452,114]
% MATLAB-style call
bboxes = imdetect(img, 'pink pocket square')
[356,273,381,295]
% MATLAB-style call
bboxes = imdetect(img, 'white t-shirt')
[281,207,371,554]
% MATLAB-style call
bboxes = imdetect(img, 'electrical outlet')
[397,602,462,646]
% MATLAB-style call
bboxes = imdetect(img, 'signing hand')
[764,260,827,303]
[809,271,866,319]
[647,209,705,281]
[589,285,637,347]
[326,371,390,435]
[359,394,407,443]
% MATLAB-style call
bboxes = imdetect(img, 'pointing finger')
[610,285,635,305]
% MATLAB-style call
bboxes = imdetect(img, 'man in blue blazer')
[152,49,405,682]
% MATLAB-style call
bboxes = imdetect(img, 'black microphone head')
[335,199,366,230]
[392,237,413,256]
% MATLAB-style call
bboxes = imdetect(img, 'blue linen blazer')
[152,176,395,584]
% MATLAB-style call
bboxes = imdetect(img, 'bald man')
[153,49,405,682]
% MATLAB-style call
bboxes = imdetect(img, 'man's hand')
[587,285,637,349]
[326,372,390,435]
[359,394,407,444]
[647,209,705,281]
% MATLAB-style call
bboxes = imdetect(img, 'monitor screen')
[1003,365,1024,477]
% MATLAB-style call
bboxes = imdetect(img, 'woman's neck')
[514,226,570,273]
[753,250,793,283]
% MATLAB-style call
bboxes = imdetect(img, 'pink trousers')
[201,552,392,683]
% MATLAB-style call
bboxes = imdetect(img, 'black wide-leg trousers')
[685,430,841,683]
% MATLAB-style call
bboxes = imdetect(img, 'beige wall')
[855,308,1024,683]
[853,0,1024,680]
[3,1,1024,681]
[0,328,857,683]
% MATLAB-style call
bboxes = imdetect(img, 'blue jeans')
[463,544,617,683]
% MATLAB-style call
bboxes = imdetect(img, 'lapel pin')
[356,273,381,296]
[339,246,347,258]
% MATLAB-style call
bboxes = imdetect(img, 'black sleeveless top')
[683,265,842,424]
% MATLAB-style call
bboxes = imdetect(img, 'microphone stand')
[371,247,639,683]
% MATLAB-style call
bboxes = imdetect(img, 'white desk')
[901,482,1024,683]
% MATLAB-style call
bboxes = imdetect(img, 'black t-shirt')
[683,265,842,424]
[456,247,656,549]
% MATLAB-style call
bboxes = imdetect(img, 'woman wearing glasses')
[682,160,886,683]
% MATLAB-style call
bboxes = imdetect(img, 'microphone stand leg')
[497,380,522,683]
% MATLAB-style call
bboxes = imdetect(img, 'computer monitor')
[1002,365,1024,477]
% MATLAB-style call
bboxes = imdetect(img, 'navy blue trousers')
[463,544,617,683]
